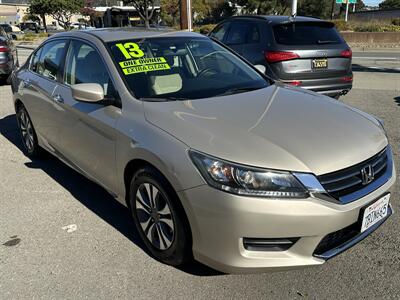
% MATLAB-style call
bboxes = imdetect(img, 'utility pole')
[345,0,350,22]
[291,0,298,17]
[180,0,192,31]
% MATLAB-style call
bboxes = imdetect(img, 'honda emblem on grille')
[361,165,375,185]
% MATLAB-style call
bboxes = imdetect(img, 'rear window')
[273,22,342,46]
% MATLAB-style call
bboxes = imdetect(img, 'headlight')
[189,150,309,198]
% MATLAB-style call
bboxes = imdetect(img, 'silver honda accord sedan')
[10,28,396,273]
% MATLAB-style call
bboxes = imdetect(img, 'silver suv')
[210,16,353,99]
[11,29,395,274]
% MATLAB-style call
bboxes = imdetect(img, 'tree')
[28,0,84,30]
[379,0,400,9]
[28,0,53,32]
[236,0,291,15]
[160,0,180,26]
[82,0,97,26]
[123,0,157,28]
[192,0,236,24]
[298,0,332,18]
[49,0,84,29]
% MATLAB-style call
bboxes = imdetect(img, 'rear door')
[268,22,352,81]
[20,39,68,148]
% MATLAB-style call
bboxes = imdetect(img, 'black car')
[209,16,353,99]
[0,25,18,83]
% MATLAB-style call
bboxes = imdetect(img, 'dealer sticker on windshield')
[361,193,390,233]
[115,42,170,75]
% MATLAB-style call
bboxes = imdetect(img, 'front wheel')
[129,167,192,266]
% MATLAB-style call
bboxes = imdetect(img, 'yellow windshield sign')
[119,57,167,68]
[122,63,171,75]
[115,42,171,75]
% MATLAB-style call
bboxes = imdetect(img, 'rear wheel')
[16,104,44,158]
[129,167,192,266]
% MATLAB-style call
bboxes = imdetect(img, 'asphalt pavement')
[0,48,399,299]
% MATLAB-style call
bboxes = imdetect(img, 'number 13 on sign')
[116,43,145,59]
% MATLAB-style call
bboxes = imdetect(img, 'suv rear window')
[273,22,342,46]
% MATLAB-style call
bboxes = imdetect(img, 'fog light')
[243,237,299,251]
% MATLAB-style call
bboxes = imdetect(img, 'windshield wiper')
[217,87,261,97]
[139,96,188,102]
[317,40,337,44]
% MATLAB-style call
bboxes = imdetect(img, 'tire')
[16,104,44,158]
[129,166,192,266]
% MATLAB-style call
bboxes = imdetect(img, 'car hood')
[143,84,387,175]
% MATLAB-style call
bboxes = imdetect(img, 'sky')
[363,0,383,6]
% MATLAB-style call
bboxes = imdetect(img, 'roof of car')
[227,15,326,24]
[50,27,205,43]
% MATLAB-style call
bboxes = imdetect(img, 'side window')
[36,40,67,80]
[30,48,42,73]
[210,22,230,42]
[64,40,114,98]
[225,22,248,45]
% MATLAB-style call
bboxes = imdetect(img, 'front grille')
[313,222,360,256]
[318,148,388,201]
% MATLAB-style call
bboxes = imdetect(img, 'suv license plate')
[312,59,328,69]
[361,194,390,233]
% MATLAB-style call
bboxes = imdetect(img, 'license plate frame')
[312,58,328,69]
[360,193,390,233]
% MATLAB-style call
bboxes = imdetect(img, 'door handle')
[53,94,64,104]
[23,79,31,88]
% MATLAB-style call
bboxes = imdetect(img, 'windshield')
[273,22,342,46]
[107,37,268,100]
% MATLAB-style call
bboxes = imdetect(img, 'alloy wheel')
[135,183,175,250]
[18,109,34,151]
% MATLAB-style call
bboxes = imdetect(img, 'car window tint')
[273,22,342,45]
[36,40,67,80]
[64,40,114,98]
[210,22,230,41]
[226,22,248,45]
[30,48,43,73]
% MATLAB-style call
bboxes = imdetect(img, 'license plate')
[312,59,328,69]
[361,194,390,233]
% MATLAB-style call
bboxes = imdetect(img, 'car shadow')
[0,114,222,277]
[395,96,400,106]
[352,64,400,74]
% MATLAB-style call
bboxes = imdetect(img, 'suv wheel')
[129,167,192,266]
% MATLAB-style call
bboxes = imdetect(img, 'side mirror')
[11,34,17,40]
[254,64,266,74]
[71,83,104,103]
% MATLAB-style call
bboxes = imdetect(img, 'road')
[0,48,399,299]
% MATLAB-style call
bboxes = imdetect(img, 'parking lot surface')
[0,48,399,299]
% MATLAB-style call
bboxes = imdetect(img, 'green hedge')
[332,20,400,32]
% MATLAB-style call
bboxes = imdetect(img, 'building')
[93,5,161,28]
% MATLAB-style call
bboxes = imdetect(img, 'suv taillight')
[265,51,300,63]
[340,49,352,58]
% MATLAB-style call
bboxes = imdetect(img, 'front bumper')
[178,163,395,274]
